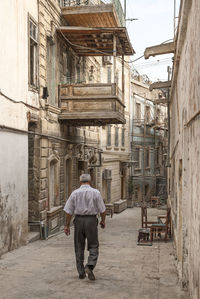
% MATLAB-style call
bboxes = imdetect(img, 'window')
[115,127,119,147]
[134,148,141,169]
[121,127,125,147]
[49,159,59,210]
[47,36,57,105]
[107,67,111,83]
[145,106,151,123]
[136,103,141,125]
[156,147,159,165]
[145,148,150,168]
[107,126,111,147]
[29,17,38,88]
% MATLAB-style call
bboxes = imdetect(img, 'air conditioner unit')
[102,56,113,65]
[103,169,112,180]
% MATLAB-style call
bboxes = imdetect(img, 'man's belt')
[75,214,97,217]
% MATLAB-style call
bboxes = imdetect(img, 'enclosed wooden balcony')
[61,0,125,27]
[58,83,126,126]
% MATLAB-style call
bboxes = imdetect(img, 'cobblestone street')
[0,208,187,299]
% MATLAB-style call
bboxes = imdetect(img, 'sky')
[120,0,180,82]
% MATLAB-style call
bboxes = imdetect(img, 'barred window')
[136,103,141,125]
[145,106,151,123]
[134,148,141,168]
[121,127,125,147]
[107,67,111,83]
[146,148,150,168]
[115,127,119,147]
[107,126,111,146]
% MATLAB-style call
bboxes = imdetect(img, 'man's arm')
[64,213,72,236]
[100,211,106,229]
[63,192,75,236]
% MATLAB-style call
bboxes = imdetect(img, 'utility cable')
[0,89,40,110]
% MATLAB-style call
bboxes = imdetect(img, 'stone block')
[60,175,64,183]
[41,148,49,157]
[40,210,47,221]
[40,139,49,148]
[40,190,47,200]
[40,169,47,178]
[39,199,48,211]
[60,183,64,192]
[40,158,47,169]
[40,178,47,190]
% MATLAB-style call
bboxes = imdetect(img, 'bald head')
[80,173,91,183]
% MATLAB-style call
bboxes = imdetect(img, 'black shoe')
[85,266,95,281]
[79,272,86,279]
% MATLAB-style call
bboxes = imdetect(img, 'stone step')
[28,232,40,243]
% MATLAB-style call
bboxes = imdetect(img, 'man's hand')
[64,226,70,236]
[100,220,105,229]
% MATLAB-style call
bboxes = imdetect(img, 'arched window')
[48,155,60,210]
[64,155,72,200]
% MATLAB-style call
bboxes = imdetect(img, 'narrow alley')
[0,208,186,299]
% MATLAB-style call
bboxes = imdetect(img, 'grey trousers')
[74,215,99,275]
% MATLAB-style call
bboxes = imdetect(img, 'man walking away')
[63,173,106,281]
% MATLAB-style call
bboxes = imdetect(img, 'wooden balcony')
[61,0,125,28]
[58,83,126,126]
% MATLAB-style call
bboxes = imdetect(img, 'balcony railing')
[58,83,126,126]
[61,0,125,27]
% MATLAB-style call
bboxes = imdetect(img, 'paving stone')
[0,208,188,299]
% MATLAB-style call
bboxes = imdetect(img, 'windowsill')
[47,205,63,216]
[145,167,150,170]
[106,146,112,150]
[114,147,119,150]
[121,147,126,151]
[135,168,141,171]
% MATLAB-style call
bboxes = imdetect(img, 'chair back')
[141,206,147,228]
[165,207,171,226]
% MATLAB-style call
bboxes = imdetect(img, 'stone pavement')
[0,208,187,299]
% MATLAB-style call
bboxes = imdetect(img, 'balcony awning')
[57,26,134,56]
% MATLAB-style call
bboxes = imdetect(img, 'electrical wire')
[0,89,40,110]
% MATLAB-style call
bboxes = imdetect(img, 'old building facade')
[169,0,200,297]
[130,76,168,205]
[143,0,200,297]
[0,0,39,255]
[0,0,133,255]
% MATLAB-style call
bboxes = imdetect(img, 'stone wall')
[0,132,28,256]
[169,0,200,297]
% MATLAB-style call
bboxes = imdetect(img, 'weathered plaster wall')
[0,0,39,107]
[169,0,200,297]
[0,0,39,255]
[0,132,28,256]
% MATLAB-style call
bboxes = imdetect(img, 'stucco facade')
[169,0,200,297]
[0,0,39,255]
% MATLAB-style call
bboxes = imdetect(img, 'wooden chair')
[105,203,114,218]
[150,208,171,242]
[141,206,158,228]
